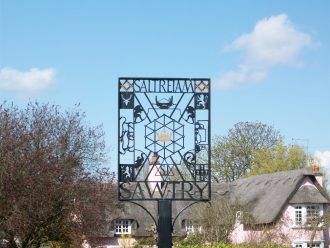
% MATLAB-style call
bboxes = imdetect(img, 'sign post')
[118,78,211,247]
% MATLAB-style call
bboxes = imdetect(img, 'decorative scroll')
[118,78,211,201]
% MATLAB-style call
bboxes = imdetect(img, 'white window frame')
[308,244,321,248]
[115,219,132,235]
[295,206,303,226]
[306,205,321,225]
[183,219,202,233]
[292,241,324,248]
[236,211,243,224]
[185,219,195,233]
[293,204,323,227]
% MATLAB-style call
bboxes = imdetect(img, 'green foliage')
[46,241,77,248]
[212,121,314,181]
[133,237,156,247]
[176,233,205,246]
[248,143,307,176]
[212,121,282,182]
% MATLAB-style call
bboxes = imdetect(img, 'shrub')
[174,233,205,247]
[133,237,156,248]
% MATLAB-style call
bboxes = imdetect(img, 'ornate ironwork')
[118,78,211,201]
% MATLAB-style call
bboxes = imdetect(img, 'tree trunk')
[309,227,317,248]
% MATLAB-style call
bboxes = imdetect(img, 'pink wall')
[230,178,327,245]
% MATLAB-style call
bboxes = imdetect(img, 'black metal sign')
[118,78,211,201]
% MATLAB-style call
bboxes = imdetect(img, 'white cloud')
[314,150,330,171]
[217,14,312,89]
[0,67,56,98]
[314,150,330,188]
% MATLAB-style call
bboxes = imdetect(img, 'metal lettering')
[118,78,211,201]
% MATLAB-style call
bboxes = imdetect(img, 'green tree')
[248,143,307,176]
[212,121,282,182]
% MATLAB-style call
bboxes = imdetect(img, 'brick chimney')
[311,164,323,187]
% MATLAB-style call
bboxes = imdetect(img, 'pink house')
[86,169,329,248]
[225,169,329,247]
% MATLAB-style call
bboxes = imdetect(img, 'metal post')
[158,200,172,248]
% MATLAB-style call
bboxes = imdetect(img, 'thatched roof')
[289,184,329,204]
[113,169,329,236]
[214,169,329,224]
[118,200,201,236]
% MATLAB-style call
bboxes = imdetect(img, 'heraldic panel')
[118,78,211,201]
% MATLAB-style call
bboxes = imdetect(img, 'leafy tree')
[212,121,282,182]
[0,102,118,248]
[248,143,307,176]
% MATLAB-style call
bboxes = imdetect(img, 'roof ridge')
[233,168,310,183]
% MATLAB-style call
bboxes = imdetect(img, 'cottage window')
[307,243,320,248]
[115,219,131,235]
[185,219,194,233]
[236,211,243,223]
[295,206,302,226]
[306,205,321,224]
[293,242,323,248]
[294,204,323,227]
[182,219,201,233]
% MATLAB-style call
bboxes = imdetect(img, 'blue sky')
[1,0,330,171]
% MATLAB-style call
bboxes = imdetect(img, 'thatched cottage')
[86,169,329,248]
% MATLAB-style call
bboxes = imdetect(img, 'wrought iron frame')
[118,77,211,201]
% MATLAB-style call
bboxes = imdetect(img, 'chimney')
[311,164,323,187]
[312,164,319,173]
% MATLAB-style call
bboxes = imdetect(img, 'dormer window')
[115,219,132,235]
